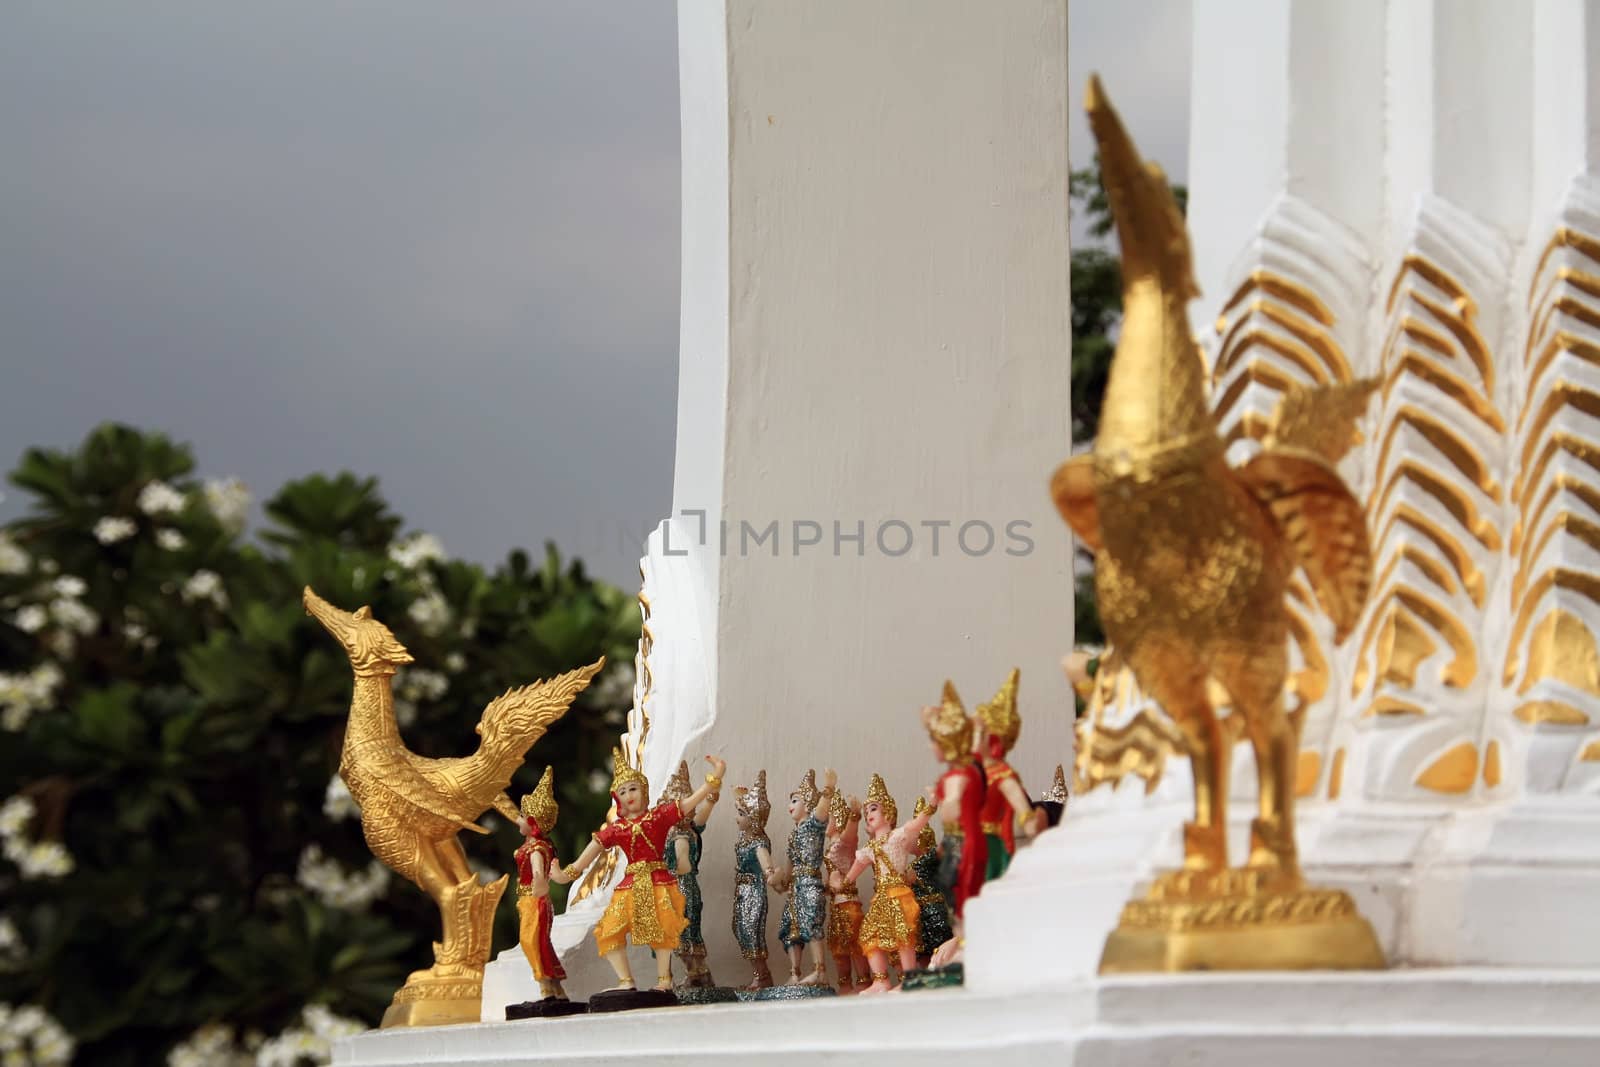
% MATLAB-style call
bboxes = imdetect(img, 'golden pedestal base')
[1099,869,1386,974]
[379,972,484,1028]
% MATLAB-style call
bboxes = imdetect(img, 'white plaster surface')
[338,969,1600,1066]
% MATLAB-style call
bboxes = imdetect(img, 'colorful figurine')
[772,769,835,985]
[844,774,935,994]
[823,790,870,994]
[660,760,719,988]
[908,796,954,966]
[731,770,776,990]
[976,669,1042,878]
[924,684,988,919]
[551,748,726,1000]
[514,769,569,999]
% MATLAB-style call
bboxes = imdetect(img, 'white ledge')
[335,968,1600,1066]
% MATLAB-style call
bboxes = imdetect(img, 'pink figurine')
[844,774,935,994]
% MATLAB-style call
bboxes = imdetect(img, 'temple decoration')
[303,586,602,1025]
[1050,78,1385,972]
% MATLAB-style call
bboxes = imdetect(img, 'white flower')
[0,916,23,964]
[50,577,85,599]
[93,516,138,545]
[295,845,389,911]
[43,630,75,661]
[0,1003,75,1066]
[252,1004,363,1067]
[11,606,46,634]
[592,662,636,708]
[0,665,64,732]
[138,480,186,516]
[0,796,35,839]
[394,668,447,702]
[586,768,610,793]
[203,478,251,534]
[387,533,445,570]
[392,698,418,729]
[181,570,228,610]
[48,598,98,636]
[322,777,360,822]
[156,529,188,551]
[7,840,73,879]
[444,652,466,674]
[168,1022,253,1067]
[0,534,28,576]
[406,591,450,637]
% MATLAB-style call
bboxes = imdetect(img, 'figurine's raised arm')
[552,836,603,885]
[813,768,837,822]
[677,755,727,817]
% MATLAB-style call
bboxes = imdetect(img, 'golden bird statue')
[304,586,604,1025]
[1050,78,1384,972]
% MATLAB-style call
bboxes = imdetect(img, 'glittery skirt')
[914,887,954,956]
[733,875,769,960]
[516,894,565,981]
[826,897,864,956]
[779,874,826,948]
[675,872,705,954]
[596,882,689,954]
[858,885,919,955]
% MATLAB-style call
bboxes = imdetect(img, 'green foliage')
[1069,160,1188,650]
[0,424,639,1066]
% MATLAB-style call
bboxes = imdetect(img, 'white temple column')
[486,0,1074,1006]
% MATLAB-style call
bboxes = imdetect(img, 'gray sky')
[1,2,1188,587]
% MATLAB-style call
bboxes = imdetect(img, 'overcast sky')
[1,1,1189,586]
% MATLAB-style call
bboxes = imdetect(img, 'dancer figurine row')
[506,668,1067,1016]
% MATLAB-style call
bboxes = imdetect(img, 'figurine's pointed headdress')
[735,769,771,826]
[912,794,936,853]
[520,766,559,834]
[657,759,693,806]
[828,787,854,833]
[1042,763,1069,805]
[977,668,1022,753]
[610,746,649,800]
[923,681,975,762]
[790,768,820,811]
[865,773,898,827]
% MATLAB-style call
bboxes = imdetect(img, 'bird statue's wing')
[1051,455,1102,551]
[1264,378,1380,463]
[354,752,493,835]
[1235,448,1372,643]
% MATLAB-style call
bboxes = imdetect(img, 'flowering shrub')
[0,425,640,1066]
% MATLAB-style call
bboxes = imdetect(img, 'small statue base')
[1098,869,1386,974]
[901,964,964,991]
[380,973,484,1028]
[585,988,680,1013]
[505,999,588,1020]
[748,984,837,1002]
[673,986,742,1006]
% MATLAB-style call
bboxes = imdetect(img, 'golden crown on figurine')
[1042,763,1069,805]
[828,786,853,832]
[735,768,771,825]
[520,766,560,833]
[657,759,693,805]
[790,768,820,811]
[865,772,898,826]
[609,746,649,797]
[977,667,1022,751]
[923,681,975,762]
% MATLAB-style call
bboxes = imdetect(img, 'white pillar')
[488,0,1074,1008]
